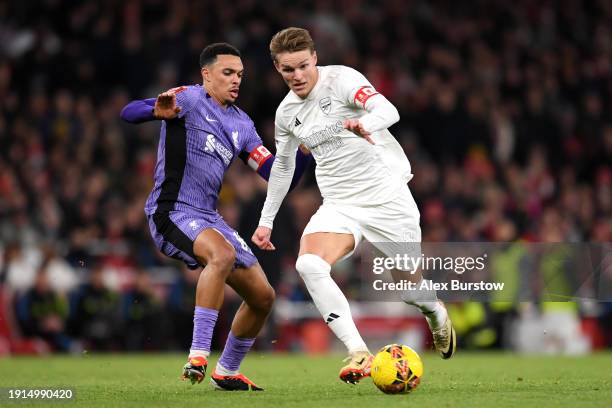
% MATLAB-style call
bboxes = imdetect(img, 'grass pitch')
[0,352,610,407]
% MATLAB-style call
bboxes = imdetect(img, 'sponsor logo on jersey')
[205,115,218,122]
[203,134,233,166]
[354,86,379,106]
[303,120,344,156]
[294,117,302,126]
[319,97,332,115]
[204,134,215,152]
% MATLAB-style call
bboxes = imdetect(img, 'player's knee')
[257,285,275,314]
[207,245,236,273]
[295,254,331,281]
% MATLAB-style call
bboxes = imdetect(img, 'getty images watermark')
[371,252,506,292]
[360,242,610,302]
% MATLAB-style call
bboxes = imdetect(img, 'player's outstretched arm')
[120,88,183,123]
[344,119,375,144]
[252,226,275,251]
[152,91,182,119]
[339,67,400,140]
[252,150,297,250]
[358,94,399,132]
[120,98,156,123]
[240,146,311,192]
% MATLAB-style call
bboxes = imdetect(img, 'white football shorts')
[302,185,422,262]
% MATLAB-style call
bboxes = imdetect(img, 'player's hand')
[252,226,276,251]
[154,91,181,120]
[344,119,374,144]
[298,144,311,155]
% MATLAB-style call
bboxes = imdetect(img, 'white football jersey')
[274,65,413,206]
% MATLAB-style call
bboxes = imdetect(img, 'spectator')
[121,270,167,350]
[167,265,198,349]
[15,268,74,351]
[69,263,120,350]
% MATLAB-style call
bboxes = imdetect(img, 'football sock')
[295,254,369,353]
[400,279,447,329]
[216,332,255,375]
[188,306,218,359]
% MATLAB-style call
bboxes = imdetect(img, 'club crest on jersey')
[319,97,332,115]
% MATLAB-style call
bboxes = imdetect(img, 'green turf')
[0,352,610,407]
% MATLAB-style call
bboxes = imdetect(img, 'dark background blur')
[0,0,610,355]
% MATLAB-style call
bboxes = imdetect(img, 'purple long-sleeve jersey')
[145,85,264,215]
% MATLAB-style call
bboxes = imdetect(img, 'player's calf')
[250,285,275,315]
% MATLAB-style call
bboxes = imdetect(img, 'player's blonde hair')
[269,27,315,62]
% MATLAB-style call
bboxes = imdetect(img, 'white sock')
[188,349,210,359]
[215,362,238,376]
[296,254,369,354]
[400,278,447,329]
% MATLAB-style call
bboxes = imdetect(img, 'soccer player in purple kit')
[120,43,310,391]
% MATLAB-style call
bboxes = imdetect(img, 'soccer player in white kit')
[252,27,456,384]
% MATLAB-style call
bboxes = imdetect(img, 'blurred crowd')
[0,0,611,354]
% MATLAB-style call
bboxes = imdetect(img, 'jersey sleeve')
[242,120,264,153]
[241,120,273,172]
[335,66,399,133]
[120,98,156,123]
[173,86,197,118]
[274,116,300,157]
[257,112,299,229]
[335,66,381,109]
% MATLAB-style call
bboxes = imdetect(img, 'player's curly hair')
[199,43,241,68]
[269,27,315,62]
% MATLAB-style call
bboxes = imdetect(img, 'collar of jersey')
[200,85,238,113]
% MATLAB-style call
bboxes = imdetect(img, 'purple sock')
[218,332,256,372]
[190,306,219,353]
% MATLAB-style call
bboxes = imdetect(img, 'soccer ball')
[370,344,423,394]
